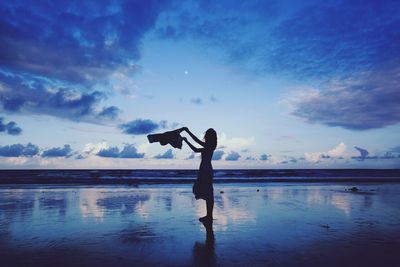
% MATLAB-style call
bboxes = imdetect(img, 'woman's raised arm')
[182,137,203,153]
[182,127,206,147]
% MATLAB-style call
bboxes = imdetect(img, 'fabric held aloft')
[147,129,183,149]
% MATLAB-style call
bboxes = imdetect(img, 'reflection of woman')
[192,225,215,266]
[181,127,217,223]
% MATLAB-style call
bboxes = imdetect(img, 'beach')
[1,182,400,266]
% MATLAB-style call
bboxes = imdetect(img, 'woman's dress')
[193,148,214,200]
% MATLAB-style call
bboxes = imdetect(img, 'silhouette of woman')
[180,127,217,223]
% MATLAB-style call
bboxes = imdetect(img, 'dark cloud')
[97,144,144,158]
[189,96,218,105]
[348,145,400,161]
[0,143,39,157]
[97,106,120,120]
[158,1,400,76]
[154,149,174,159]
[156,0,274,61]
[119,119,162,135]
[0,0,173,123]
[390,146,400,154]
[259,154,269,161]
[280,158,297,164]
[354,146,369,161]
[0,72,118,122]
[0,117,22,135]
[212,150,224,160]
[290,67,400,130]
[269,1,400,79]
[119,145,145,158]
[245,156,255,160]
[4,122,22,135]
[75,154,85,160]
[351,146,381,161]
[0,0,171,84]
[380,152,400,160]
[225,151,240,161]
[42,145,73,158]
[2,0,398,131]
[97,147,120,158]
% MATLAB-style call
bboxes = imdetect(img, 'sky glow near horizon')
[0,0,399,168]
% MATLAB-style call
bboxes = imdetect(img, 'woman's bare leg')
[206,198,214,219]
[199,198,214,223]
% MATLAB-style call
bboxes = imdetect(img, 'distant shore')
[1,177,400,185]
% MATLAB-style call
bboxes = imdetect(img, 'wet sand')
[1,183,400,266]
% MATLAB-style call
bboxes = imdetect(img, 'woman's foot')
[199,216,213,223]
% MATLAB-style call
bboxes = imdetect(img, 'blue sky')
[0,0,399,168]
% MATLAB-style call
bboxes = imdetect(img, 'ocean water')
[0,169,399,184]
[1,183,400,266]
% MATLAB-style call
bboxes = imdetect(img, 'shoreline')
[1,177,400,185]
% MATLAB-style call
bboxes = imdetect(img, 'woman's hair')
[204,128,217,150]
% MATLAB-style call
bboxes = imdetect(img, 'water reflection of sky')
[1,183,400,266]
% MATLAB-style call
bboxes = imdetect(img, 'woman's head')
[204,128,217,150]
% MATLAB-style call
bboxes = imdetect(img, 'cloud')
[97,144,144,158]
[82,142,109,156]
[327,142,347,158]
[218,133,254,151]
[209,96,218,102]
[156,0,274,63]
[158,1,400,77]
[212,150,224,160]
[97,147,120,158]
[380,149,400,159]
[0,117,22,135]
[191,97,203,105]
[154,149,174,159]
[225,151,240,161]
[351,146,384,161]
[189,96,219,105]
[0,143,39,157]
[119,119,163,135]
[119,145,145,158]
[186,153,196,160]
[42,145,73,158]
[97,106,120,120]
[286,67,400,130]
[304,142,347,163]
[389,146,400,154]
[280,158,297,164]
[268,1,400,79]
[259,154,269,161]
[157,1,400,131]
[353,146,369,161]
[0,0,171,84]
[0,71,118,123]
[75,154,85,160]
[0,1,173,123]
